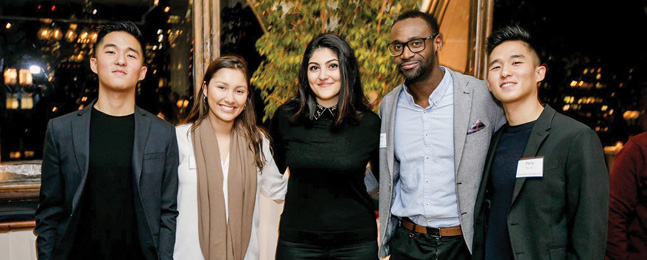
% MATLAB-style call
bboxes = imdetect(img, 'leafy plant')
[250,0,418,121]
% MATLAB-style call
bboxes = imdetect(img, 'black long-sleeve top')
[269,103,380,245]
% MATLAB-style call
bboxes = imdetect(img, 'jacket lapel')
[510,105,555,205]
[451,69,473,175]
[132,106,151,187]
[475,126,505,218]
[71,103,92,212]
[386,85,401,180]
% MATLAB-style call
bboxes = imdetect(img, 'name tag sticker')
[189,155,196,170]
[379,133,387,148]
[516,157,544,178]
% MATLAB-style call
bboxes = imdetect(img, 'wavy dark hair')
[183,55,267,170]
[291,33,370,128]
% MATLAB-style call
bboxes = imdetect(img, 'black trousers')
[389,226,471,260]
[275,238,378,260]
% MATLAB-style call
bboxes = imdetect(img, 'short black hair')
[393,10,440,36]
[487,25,540,63]
[94,21,146,57]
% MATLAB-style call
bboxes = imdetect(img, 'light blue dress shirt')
[391,67,460,228]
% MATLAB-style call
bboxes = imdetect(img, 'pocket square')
[467,120,486,134]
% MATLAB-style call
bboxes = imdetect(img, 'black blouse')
[269,102,380,245]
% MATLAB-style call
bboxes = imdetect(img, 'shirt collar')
[401,66,453,109]
[314,103,337,120]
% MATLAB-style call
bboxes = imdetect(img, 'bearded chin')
[403,65,426,86]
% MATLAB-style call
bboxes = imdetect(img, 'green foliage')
[251,0,418,121]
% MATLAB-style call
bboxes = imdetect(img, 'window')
[0,0,193,162]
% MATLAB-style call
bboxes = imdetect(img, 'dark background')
[492,0,647,145]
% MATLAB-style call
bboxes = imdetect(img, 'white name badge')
[189,155,197,170]
[379,133,387,148]
[516,157,544,178]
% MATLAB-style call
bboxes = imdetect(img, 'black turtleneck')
[269,102,380,245]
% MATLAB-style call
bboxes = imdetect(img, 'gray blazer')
[374,67,504,258]
[35,102,179,260]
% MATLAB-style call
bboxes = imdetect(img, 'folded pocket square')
[467,120,486,134]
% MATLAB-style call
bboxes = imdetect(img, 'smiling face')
[90,31,147,94]
[203,68,249,126]
[487,40,546,106]
[307,48,342,107]
[390,17,442,85]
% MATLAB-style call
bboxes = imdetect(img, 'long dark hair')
[184,55,267,170]
[291,33,370,128]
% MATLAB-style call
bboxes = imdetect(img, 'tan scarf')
[191,118,257,260]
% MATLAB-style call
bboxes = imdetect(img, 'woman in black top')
[270,33,380,259]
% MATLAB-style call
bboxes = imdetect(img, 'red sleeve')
[606,137,646,260]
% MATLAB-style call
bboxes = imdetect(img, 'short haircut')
[292,33,370,128]
[94,21,146,57]
[487,25,541,63]
[394,10,440,36]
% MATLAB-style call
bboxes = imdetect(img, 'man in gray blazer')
[375,10,504,259]
[35,21,179,260]
[472,25,608,260]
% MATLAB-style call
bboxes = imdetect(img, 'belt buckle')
[427,227,441,238]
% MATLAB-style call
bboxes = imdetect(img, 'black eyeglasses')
[387,34,437,57]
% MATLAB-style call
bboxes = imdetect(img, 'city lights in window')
[570,80,577,87]
[4,68,17,85]
[30,65,42,74]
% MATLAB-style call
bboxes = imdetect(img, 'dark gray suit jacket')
[35,103,179,260]
[473,105,609,260]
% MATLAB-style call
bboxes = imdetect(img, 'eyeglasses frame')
[387,34,438,57]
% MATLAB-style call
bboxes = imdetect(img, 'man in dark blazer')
[35,21,179,260]
[472,25,608,260]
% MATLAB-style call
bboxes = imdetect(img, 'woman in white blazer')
[173,55,286,260]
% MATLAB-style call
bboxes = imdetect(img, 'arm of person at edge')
[158,127,180,260]
[34,120,64,260]
[606,139,641,260]
[566,129,609,259]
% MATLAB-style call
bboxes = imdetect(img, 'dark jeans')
[389,226,470,260]
[275,238,378,260]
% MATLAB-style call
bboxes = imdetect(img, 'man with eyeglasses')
[372,10,505,259]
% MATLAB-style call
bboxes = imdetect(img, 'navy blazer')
[473,105,609,260]
[35,103,179,260]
